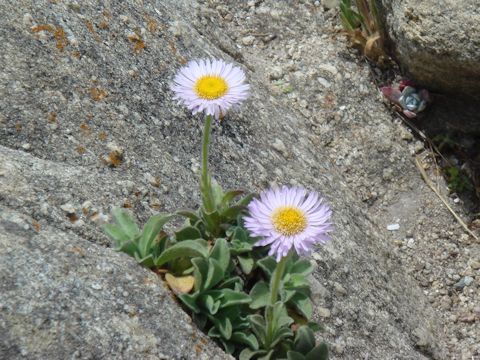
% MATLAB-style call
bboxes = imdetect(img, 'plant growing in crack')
[104,58,333,359]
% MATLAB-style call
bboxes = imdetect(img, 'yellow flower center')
[272,207,307,236]
[194,75,228,100]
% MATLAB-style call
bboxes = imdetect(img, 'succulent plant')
[381,80,430,118]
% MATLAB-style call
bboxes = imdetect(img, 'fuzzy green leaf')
[289,293,313,320]
[204,257,225,290]
[236,193,255,207]
[155,240,209,267]
[210,238,230,273]
[209,313,232,340]
[103,224,131,244]
[220,289,251,308]
[249,281,270,310]
[116,240,138,257]
[294,326,316,354]
[203,294,221,315]
[287,351,305,360]
[174,226,202,241]
[257,257,277,278]
[178,293,200,313]
[231,332,259,350]
[305,342,328,360]
[290,259,314,276]
[192,257,209,292]
[221,190,244,207]
[218,276,244,290]
[239,349,268,360]
[238,255,255,274]
[176,209,200,224]
[249,314,267,346]
[138,214,172,258]
[112,208,140,239]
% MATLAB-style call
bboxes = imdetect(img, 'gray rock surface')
[0,0,454,359]
[0,206,229,360]
[377,0,480,98]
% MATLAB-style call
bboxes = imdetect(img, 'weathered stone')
[0,207,229,360]
[377,0,480,98]
[0,0,448,359]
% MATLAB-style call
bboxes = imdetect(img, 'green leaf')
[219,338,236,354]
[139,214,172,258]
[287,351,306,360]
[174,226,202,241]
[307,322,323,332]
[249,314,267,347]
[112,208,139,239]
[220,289,251,308]
[231,332,259,350]
[270,326,294,349]
[210,238,230,273]
[238,255,255,274]
[257,350,274,360]
[294,326,316,354]
[192,257,208,292]
[178,293,200,313]
[210,178,225,208]
[257,257,277,278]
[209,313,232,340]
[239,348,268,360]
[218,276,244,290]
[202,294,221,315]
[134,253,155,268]
[204,257,225,290]
[155,240,209,267]
[201,208,221,235]
[236,193,255,207]
[289,293,313,320]
[103,224,131,244]
[290,259,314,276]
[221,205,244,220]
[249,281,270,310]
[305,342,328,360]
[116,240,138,257]
[221,190,244,208]
[176,209,200,223]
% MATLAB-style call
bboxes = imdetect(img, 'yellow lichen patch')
[76,145,86,155]
[84,19,101,42]
[98,21,109,30]
[145,16,158,33]
[47,111,57,123]
[272,207,307,236]
[89,87,108,101]
[127,33,145,54]
[80,123,91,136]
[15,123,22,132]
[98,131,108,141]
[31,24,55,33]
[53,27,68,51]
[31,24,68,51]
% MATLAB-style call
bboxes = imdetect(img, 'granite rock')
[0,0,448,359]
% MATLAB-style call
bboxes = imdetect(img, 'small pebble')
[387,223,400,231]
[241,35,255,46]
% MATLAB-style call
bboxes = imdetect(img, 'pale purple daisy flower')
[244,186,333,262]
[171,59,250,120]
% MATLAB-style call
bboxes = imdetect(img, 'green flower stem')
[265,253,289,347]
[269,254,288,305]
[201,115,214,213]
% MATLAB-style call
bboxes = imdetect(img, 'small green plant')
[339,0,387,65]
[445,166,473,194]
[104,58,333,359]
